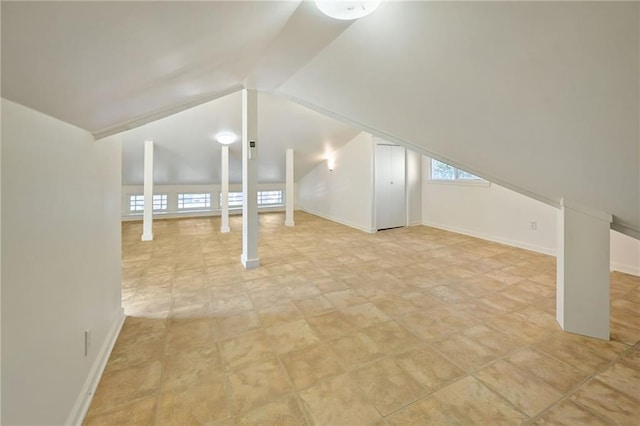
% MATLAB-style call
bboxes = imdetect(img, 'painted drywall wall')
[298,132,374,232]
[422,160,557,255]
[0,91,3,425]
[1,99,123,424]
[611,231,640,276]
[279,1,640,238]
[406,149,422,226]
[422,158,640,276]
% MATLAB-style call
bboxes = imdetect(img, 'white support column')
[241,89,260,269]
[141,140,154,241]
[556,199,612,340]
[285,148,295,227]
[220,145,230,233]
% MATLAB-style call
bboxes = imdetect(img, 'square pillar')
[220,145,230,233]
[241,89,260,269]
[141,140,154,241]
[557,199,612,340]
[285,148,295,227]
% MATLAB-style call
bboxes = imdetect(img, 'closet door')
[376,144,406,230]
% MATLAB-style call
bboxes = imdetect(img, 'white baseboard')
[422,221,557,256]
[302,208,375,234]
[121,206,285,222]
[610,261,640,277]
[66,310,125,425]
[423,221,640,277]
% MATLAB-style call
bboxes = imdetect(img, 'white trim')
[66,311,125,426]
[610,262,640,277]
[426,179,491,188]
[422,220,556,256]
[302,208,376,234]
[561,198,612,224]
[121,206,285,221]
[240,255,260,269]
[424,221,640,277]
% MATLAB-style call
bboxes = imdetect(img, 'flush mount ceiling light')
[315,0,381,20]
[215,132,236,145]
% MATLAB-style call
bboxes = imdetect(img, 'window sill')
[426,179,491,188]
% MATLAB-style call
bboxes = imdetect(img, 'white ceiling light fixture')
[315,0,381,20]
[215,132,236,145]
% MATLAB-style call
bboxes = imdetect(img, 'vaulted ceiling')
[2,1,639,238]
[121,90,359,185]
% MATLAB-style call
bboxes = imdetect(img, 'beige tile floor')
[84,212,640,425]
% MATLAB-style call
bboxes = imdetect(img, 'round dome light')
[216,132,236,145]
[315,0,381,20]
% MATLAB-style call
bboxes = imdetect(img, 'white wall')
[280,2,640,238]
[406,149,422,226]
[611,231,640,276]
[422,157,640,276]
[1,99,123,424]
[298,132,375,233]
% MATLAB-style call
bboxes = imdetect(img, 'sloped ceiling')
[1,1,301,133]
[2,1,639,237]
[121,90,360,185]
[278,1,640,236]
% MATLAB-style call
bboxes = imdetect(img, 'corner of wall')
[66,312,125,425]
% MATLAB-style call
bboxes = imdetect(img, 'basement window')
[258,190,283,206]
[430,159,483,182]
[178,193,211,210]
[129,194,168,212]
[153,195,168,211]
[224,192,244,208]
[219,191,284,208]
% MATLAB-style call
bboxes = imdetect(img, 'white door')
[376,144,406,230]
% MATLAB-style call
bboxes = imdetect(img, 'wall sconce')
[327,158,335,171]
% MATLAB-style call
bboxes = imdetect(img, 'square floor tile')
[84,396,157,426]
[299,374,380,426]
[476,359,563,416]
[220,330,276,371]
[394,346,466,391]
[329,332,384,370]
[227,358,293,415]
[341,302,391,329]
[351,358,426,415]
[265,319,320,354]
[504,348,586,394]
[89,361,162,414]
[280,343,344,390]
[569,378,640,424]
[306,311,353,340]
[431,376,527,423]
[236,396,309,425]
[162,345,223,391]
[158,376,229,424]
[534,399,609,426]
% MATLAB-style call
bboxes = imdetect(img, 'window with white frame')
[430,159,482,181]
[129,194,168,212]
[219,191,283,208]
[222,192,243,208]
[178,193,211,209]
[129,195,145,211]
[153,194,168,211]
[258,190,283,206]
